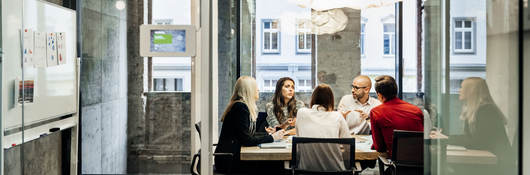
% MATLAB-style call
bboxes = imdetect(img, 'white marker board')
[2,0,77,131]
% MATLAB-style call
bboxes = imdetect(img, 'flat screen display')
[150,30,186,52]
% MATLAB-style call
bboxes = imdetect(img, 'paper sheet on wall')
[46,32,58,67]
[22,29,34,66]
[33,32,47,67]
[56,32,66,65]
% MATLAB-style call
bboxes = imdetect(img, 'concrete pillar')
[316,8,361,104]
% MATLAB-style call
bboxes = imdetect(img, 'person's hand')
[287,118,296,127]
[355,110,368,120]
[265,126,276,134]
[341,110,352,119]
[271,129,287,141]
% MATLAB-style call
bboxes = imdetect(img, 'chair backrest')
[392,130,423,167]
[255,112,269,133]
[291,137,356,174]
[195,122,201,140]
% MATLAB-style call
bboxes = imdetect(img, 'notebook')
[259,141,288,149]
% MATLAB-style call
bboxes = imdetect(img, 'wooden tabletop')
[240,135,380,161]
[446,149,497,165]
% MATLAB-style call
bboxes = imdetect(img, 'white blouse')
[295,105,352,172]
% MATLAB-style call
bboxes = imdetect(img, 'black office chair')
[190,122,233,175]
[378,130,423,175]
[291,137,360,175]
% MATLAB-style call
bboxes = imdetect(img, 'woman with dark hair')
[295,84,351,171]
[265,77,306,130]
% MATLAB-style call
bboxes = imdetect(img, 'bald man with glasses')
[338,75,381,135]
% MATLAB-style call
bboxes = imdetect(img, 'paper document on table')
[447,145,467,151]
[259,141,288,149]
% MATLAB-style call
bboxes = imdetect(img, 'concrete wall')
[4,131,63,175]
[218,0,238,132]
[316,8,361,103]
[79,0,128,174]
[128,93,192,173]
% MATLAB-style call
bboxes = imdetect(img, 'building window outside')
[263,79,278,92]
[297,79,312,92]
[383,23,395,56]
[453,18,475,54]
[153,78,184,91]
[360,23,366,57]
[296,19,311,54]
[262,19,280,53]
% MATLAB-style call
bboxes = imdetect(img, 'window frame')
[452,17,476,54]
[382,22,396,57]
[261,19,281,54]
[152,77,185,92]
[360,22,366,58]
[295,19,311,54]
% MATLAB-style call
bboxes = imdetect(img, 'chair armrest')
[354,162,362,172]
[378,155,393,166]
[213,152,233,156]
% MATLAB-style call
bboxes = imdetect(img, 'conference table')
[240,135,379,161]
[240,133,497,165]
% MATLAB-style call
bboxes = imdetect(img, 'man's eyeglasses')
[351,85,367,90]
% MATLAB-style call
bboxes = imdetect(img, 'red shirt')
[370,97,423,156]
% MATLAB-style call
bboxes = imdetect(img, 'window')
[262,19,280,53]
[297,79,312,92]
[453,18,474,54]
[383,23,395,56]
[296,19,311,53]
[360,23,366,57]
[263,79,277,92]
[153,78,184,91]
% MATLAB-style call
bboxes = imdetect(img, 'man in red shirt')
[369,75,423,157]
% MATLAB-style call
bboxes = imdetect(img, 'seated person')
[266,77,306,132]
[449,77,514,174]
[214,76,286,173]
[338,75,381,135]
[295,84,351,172]
[370,75,423,157]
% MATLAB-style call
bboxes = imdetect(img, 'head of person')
[351,75,372,101]
[310,84,334,112]
[221,76,259,121]
[374,75,398,102]
[272,77,297,121]
[459,77,496,123]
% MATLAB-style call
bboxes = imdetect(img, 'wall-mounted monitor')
[140,25,196,57]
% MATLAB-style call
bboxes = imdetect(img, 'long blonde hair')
[459,77,502,124]
[221,76,258,122]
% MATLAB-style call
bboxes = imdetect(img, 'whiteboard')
[2,0,77,131]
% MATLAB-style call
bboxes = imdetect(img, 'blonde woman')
[453,77,513,173]
[214,76,286,173]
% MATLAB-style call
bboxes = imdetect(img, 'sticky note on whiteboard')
[46,32,58,67]
[56,32,66,65]
[34,32,47,67]
[22,29,34,67]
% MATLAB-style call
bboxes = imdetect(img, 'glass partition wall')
[425,0,521,174]
[230,0,523,174]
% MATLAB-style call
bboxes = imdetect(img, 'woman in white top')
[295,84,351,172]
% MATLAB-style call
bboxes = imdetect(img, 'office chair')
[378,130,423,175]
[291,137,360,175]
[190,122,233,175]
